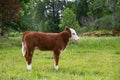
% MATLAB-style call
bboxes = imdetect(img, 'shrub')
[9,32,22,37]
[91,15,114,30]
[78,26,89,33]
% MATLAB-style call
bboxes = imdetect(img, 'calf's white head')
[69,28,79,41]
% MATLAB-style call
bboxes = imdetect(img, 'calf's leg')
[25,48,34,70]
[53,50,60,70]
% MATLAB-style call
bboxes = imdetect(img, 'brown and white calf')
[22,28,79,70]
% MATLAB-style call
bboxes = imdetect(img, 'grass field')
[0,37,120,80]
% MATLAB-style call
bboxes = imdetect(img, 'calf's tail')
[22,41,26,57]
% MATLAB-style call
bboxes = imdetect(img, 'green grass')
[0,37,120,80]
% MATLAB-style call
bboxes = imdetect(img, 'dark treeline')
[0,0,120,36]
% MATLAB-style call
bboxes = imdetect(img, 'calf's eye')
[72,33,75,35]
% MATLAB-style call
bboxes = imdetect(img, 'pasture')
[0,37,120,80]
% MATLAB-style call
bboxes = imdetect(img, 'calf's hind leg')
[25,48,34,70]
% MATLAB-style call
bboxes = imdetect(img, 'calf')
[22,28,79,70]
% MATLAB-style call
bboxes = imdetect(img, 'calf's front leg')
[53,50,60,70]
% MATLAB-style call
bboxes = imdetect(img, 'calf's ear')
[65,27,70,31]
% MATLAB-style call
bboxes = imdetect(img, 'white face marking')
[69,28,79,41]
[26,62,32,70]
[22,42,26,57]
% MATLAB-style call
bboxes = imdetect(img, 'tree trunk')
[0,24,4,37]
[0,16,6,37]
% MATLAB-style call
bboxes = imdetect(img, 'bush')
[78,26,89,33]
[9,32,22,37]
[91,15,114,30]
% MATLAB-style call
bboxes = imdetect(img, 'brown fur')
[22,28,71,68]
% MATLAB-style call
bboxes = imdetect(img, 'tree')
[0,0,20,36]
[89,0,120,30]
[43,0,66,32]
[76,0,88,26]
[33,0,66,32]
[59,8,80,32]
[107,0,119,30]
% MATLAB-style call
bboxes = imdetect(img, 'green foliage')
[67,2,78,14]
[59,8,80,32]
[1,0,120,36]
[8,32,22,37]
[34,1,45,23]
[88,0,110,16]
[15,0,36,16]
[91,15,114,30]
[0,37,120,80]
[78,26,89,33]
[42,20,59,32]
[17,0,65,33]
[116,13,120,29]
